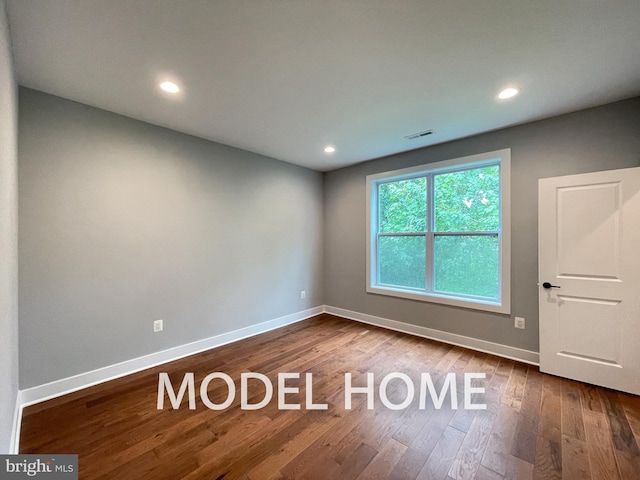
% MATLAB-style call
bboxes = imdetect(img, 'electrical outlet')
[153,319,163,332]
[515,317,525,329]
[301,290,306,299]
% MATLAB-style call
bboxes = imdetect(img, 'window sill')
[366,285,510,314]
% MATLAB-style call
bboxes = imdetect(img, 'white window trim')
[366,149,511,314]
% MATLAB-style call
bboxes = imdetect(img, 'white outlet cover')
[154,319,163,332]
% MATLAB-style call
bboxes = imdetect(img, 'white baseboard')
[325,305,539,365]
[14,304,538,451]
[19,306,324,409]
[10,390,22,454]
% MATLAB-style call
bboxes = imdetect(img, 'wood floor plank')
[193,410,328,479]
[246,407,345,479]
[196,410,301,476]
[19,313,637,479]
[391,392,438,445]
[617,391,640,425]
[281,451,340,480]
[561,434,591,480]
[332,415,380,466]
[333,442,379,479]
[627,417,640,449]
[448,354,488,433]
[447,410,496,480]
[501,362,527,412]
[481,404,519,476]
[532,435,562,480]
[504,455,533,480]
[276,398,370,478]
[606,413,640,456]
[579,383,605,413]
[484,361,512,416]
[356,438,407,480]
[560,378,586,441]
[474,465,504,480]
[434,346,468,372]
[346,391,416,455]
[388,399,458,480]
[583,409,621,480]
[416,425,465,480]
[512,367,543,464]
[538,374,562,443]
[613,448,640,480]
[92,449,199,480]
[599,388,640,456]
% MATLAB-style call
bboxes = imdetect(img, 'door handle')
[542,282,561,289]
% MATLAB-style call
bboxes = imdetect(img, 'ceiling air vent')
[404,129,434,140]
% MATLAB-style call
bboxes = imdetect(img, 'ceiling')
[6,1,640,172]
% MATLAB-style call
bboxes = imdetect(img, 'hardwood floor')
[20,314,640,479]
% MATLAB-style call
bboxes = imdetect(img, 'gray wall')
[325,97,640,353]
[14,83,640,391]
[0,0,19,452]
[18,88,324,389]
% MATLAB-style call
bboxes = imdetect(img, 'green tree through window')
[367,150,510,312]
[433,166,500,298]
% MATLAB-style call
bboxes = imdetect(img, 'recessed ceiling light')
[324,146,336,153]
[498,87,519,99]
[159,81,180,94]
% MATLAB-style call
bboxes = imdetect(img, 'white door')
[539,167,640,395]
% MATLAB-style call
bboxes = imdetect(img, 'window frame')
[366,149,511,314]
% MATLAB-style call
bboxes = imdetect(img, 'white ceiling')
[6,1,640,171]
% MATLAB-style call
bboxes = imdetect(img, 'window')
[366,149,510,313]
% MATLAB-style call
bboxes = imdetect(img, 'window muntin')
[366,150,510,313]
